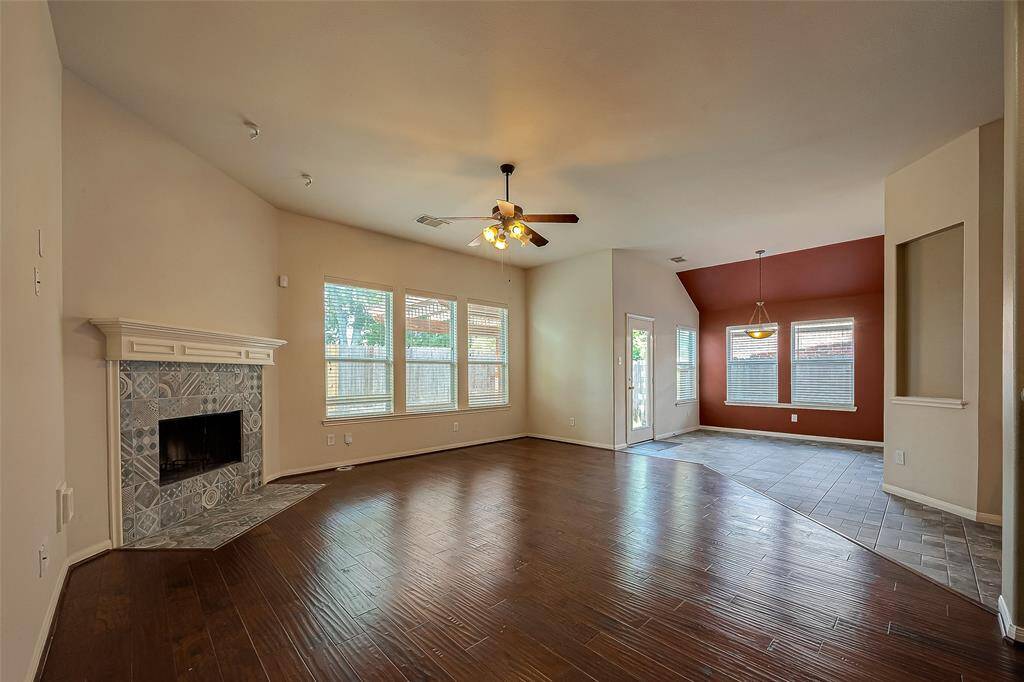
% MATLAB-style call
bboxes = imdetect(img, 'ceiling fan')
[434,164,579,250]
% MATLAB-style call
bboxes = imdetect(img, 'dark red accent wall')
[678,237,884,442]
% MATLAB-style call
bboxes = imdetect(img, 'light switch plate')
[894,449,906,465]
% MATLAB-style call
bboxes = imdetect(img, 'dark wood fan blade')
[527,228,548,247]
[438,216,492,221]
[522,213,579,223]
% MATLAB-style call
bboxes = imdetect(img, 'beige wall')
[275,211,526,475]
[1002,0,1023,630]
[60,72,280,556]
[978,120,1005,519]
[1,3,67,680]
[525,251,614,447]
[884,122,1003,518]
[612,250,699,446]
[895,224,965,399]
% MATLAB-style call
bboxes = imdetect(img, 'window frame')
[404,290,459,414]
[675,326,698,404]
[467,300,510,408]
[790,317,855,409]
[323,277,395,420]
[724,323,779,406]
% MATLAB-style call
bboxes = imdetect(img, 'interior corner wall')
[273,210,527,477]
[60,71,280,559]
[884,122,1003,518]
[697,294,884,442]
[526,251,614,447]
[1,3,67,681]
[611,250,699,446]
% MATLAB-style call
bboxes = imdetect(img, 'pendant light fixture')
[746,249,775,339]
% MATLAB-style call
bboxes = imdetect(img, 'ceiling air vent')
[416,215,450,229]
[669,255,687,264]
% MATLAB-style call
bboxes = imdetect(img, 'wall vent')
[669,255,687,264]
[416,215,450,229]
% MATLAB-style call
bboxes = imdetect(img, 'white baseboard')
[999,595,1023,642]
[698,424,883,448]
[881,483,1001,525]
[655,425,700,440]
[266,433,529,481]
[29,539,112,682]
[522,433,614,450]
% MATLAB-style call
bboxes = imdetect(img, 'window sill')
[724,401,857,413]
[675,399,698,406]
[322,404,511,426]
[890,396,967,410]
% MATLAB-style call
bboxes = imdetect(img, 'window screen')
[467,303,509,407]
[676,327,697,401]
[726,325,778,404]
[792,319,854,406]
[324,282,393,418]
[405,294,457,412]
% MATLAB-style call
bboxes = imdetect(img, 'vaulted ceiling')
[49,1,1003,270]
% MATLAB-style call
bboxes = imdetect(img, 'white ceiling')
[49,1,1003,270]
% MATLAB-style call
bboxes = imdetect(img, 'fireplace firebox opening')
[159,410,242,485]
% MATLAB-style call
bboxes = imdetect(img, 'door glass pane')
[631,328,650,429]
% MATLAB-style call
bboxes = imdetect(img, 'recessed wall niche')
[895,223,964,399]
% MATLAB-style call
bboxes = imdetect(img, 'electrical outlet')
[894,449,906,466]
[569,417,576,428]
[790,414,798,423]
[453,421,459,433]
[344,432,353,445]
[326,433,336,446]
[38,542,49,577]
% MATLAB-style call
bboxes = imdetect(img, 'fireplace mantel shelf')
[90,317,287,366]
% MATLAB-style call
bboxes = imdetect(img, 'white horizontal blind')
[792,319,854,406]
[467,303,509,407]
[726,325,778,404]
[406,294,457,412]
[324,282,393,418]
[676,327,697,401]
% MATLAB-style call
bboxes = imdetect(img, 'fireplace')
[159,410,243,485]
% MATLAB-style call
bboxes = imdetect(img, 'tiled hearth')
[119,360,263,543]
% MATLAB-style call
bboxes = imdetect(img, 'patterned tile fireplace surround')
[118,360,263,543]
[91,318,287,545]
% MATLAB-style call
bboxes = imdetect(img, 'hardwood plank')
[38,438,1024,681]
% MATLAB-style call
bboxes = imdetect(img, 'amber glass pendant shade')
[745,250,774,339]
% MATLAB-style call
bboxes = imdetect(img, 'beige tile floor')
[624,430,1001,608]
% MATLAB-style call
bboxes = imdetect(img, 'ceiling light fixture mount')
[243,119,260,141]
[746,249,775,339]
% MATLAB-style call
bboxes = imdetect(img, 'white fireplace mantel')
[90,317,287,365]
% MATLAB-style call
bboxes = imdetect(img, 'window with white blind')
[405,294,457,412]
[324,281,393,418]
[792,318,854,407]
[676,327,697,402]
[467,303,509,407]
[726,325,779,404]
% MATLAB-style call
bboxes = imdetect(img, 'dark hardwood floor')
[40,437,1024,680]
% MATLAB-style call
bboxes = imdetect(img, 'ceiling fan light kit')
[430,163,580,251]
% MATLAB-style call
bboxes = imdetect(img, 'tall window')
[676,327,697,402]
[467,303,509,407]
[405,294,457,412]
[792,318,854,406]
[726,325,779,404]
[324,281,393,418]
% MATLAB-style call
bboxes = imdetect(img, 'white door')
[627,316,655,444]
